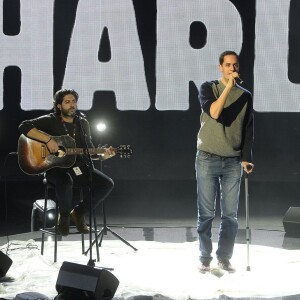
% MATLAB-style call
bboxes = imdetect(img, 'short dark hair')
[219,51,239,65]
[53,89,79,114]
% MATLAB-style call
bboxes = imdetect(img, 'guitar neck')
[65,148,115,155]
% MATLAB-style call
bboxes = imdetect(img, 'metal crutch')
[244,165,253,271]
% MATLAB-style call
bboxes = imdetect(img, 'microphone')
[235,76,243,85]
[75,110,87,119]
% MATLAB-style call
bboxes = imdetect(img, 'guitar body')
[18,134,76,175]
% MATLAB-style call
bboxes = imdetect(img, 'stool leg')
[93,209,100,261]
[41,187,49,256]
[54,202,58,262]
[31,206,36,232]
[81,234,85,254]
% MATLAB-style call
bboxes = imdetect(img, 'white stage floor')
[1,216,300,300]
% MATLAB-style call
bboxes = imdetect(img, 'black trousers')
[46,165,114,215]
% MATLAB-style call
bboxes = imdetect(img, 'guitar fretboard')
[65,148,109,155]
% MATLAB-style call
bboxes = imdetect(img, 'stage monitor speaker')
[283,207,300,235]
[0,251,13,277]
[14,292,49,300]
[56,261,119,300]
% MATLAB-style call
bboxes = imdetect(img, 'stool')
[40,174,100,262]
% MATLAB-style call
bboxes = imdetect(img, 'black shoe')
[198,261,211,273]
[70,209,90,234]
[217,259,236,273]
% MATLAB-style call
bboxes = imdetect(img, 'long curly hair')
[53,89,79,114]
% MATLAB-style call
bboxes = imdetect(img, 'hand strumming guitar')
[46,137,59,154]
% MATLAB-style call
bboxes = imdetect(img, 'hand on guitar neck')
[98,146,116,160]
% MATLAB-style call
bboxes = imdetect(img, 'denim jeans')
[46,166,114,215]
[195,150,242,263]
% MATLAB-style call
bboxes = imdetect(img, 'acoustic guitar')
[18,134,132,175]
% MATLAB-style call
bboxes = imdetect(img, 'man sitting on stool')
[19,89,116,236]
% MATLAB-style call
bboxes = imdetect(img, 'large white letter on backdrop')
[63,0,150,110]
[254,0,299,112]
[0,0,54,110]
[156,0,242,110]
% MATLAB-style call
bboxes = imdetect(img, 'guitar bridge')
[41,144,46,159]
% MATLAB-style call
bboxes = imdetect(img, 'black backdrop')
[1,0,300,234]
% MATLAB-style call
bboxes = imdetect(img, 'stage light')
[96,122,107,132]
[47,211,56,221]
[31,199,57,232]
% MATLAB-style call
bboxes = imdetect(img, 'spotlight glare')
[96,122,107,132]
[47,212,55,221]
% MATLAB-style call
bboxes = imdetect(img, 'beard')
[61,107,76,118]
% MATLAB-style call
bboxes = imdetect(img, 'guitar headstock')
[116,145,133,158]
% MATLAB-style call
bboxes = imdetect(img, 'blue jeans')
[46,166,114,215]
[195,150,242,263]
